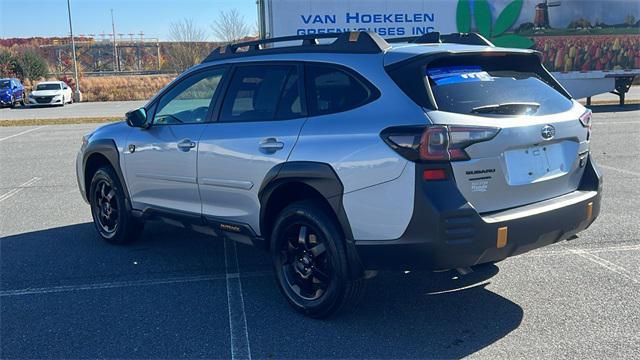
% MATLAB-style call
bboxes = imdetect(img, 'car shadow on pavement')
[0,222,229,290]
[1,222,524,359]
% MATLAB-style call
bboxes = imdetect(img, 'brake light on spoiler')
[381,125,500,162]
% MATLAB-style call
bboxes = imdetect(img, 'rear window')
[427,65,573,116]
[387,53,573,116]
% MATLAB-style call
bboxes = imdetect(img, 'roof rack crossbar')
[202,31,390,62]
[386,32,495,47]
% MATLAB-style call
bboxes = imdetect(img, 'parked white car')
[28,81,73,106]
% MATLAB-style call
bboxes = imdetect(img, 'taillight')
[579,109,592,128]
[382,125,500,162]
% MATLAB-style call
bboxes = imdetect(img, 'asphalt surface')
[0,100,145,121]
[1,104,639,359]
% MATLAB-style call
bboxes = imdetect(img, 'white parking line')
[524,243,640,257]
[0,271,272,297]
[597,164,640,177]
[570,249,640,284]
[0,125,46,142]
[224,238,252,360]
[0,177,41,202]
[592,121,640,125]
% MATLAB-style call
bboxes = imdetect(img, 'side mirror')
[125,108,149,128]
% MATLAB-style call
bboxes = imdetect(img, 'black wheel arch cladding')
[83,139,131,209]
[258,161,354,243]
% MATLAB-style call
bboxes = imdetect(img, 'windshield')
[36,83,62,91]
[0,80,10,88]
[427,65,573,116]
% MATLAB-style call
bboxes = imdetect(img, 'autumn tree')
[166,18,208,72]
[211,9,251,43]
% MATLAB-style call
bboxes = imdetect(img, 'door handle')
[177,139,196,152]
[259,138,284,153]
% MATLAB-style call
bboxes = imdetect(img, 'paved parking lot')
[0,100,145,121]
[1,105,639,359]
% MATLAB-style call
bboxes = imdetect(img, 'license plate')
[504,143,570,185]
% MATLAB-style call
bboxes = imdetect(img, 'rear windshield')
[427,64,573,116]
[36,83,61,91]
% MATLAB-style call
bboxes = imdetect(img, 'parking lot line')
[0,271,272,297]
[592,121,640,125]
[524,243,640,257]
[597,164,640,177]
[0,125,46,142]
[0,177,41,202]
[224,238,253,360]
[570,249,640,284]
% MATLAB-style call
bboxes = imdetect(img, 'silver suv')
[76,32,602,318]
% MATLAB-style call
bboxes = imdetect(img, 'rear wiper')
[471,102,540,115]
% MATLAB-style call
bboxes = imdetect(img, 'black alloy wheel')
[271,201,364,318]
[92,178,119,237]
[89,166,143,244]
[279,221,331,301]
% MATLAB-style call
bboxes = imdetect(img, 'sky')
[0,0,258,41]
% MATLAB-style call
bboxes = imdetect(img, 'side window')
[306,64,374,116]
[219,65,301,122]
[154,68,225,125]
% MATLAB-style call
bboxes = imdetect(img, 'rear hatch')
[387,51,591,213]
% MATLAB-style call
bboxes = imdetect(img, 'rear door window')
[219,65,302,122]
[305,64,376,116]
[427,64,573,116]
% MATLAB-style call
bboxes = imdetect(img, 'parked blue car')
[0,78,25,108]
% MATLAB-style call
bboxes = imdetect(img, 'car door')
[124,66,227,215]
[15,80,24,101]
[198,63,307,233]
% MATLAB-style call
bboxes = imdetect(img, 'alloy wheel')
[93,179,119,235]
[278,222,331,301]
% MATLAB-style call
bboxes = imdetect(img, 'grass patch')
[0,117,121,127]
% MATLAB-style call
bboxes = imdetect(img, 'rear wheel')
[89,166,143,244]
[271,201,364,318]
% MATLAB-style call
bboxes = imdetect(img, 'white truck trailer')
[257,0,639,104]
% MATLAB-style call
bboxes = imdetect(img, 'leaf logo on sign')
[456,0,535,48]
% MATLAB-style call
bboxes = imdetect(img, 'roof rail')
[386,32,495,47]
[202,31,390,62]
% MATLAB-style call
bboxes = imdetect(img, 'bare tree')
[166,18,208,72]
[211,9,251,43]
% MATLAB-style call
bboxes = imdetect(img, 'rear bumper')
[354,156,602,270]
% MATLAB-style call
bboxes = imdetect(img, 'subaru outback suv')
[76,32,602,318]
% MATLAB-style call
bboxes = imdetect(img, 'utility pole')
[66,0,82,102]
[111,9,119,72]
[256,0,266,39]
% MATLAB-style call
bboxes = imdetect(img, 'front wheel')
[89,166,143,244]
[271,201,364,318]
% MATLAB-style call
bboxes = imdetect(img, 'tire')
[9,96,15,108]
[271,201,364,318]
[89,166,143,244]
[60,96,65,106]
